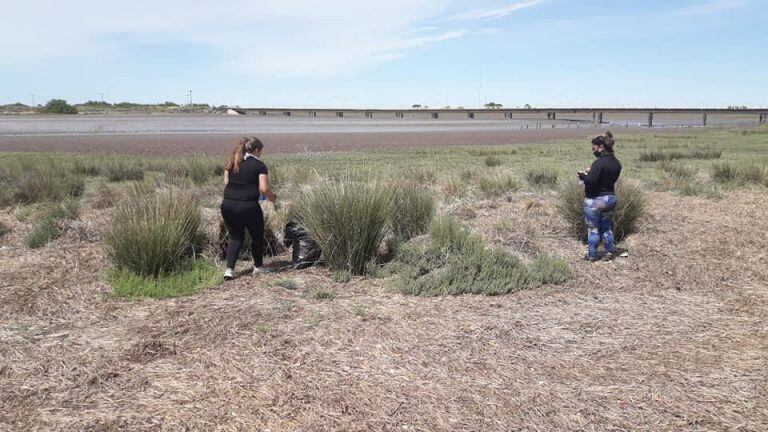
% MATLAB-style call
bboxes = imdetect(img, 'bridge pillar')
[760,113,766,124]
[283,111,292,117]
[505,112,512,119]
[431,112,439,119]
[365,111,373,118]
[468,112,475,119]
[308,111,317,117]
[336,111,344,118]
[547,112,556,120]
[647,112,654,128]
[702,112,708,126]
[593,112,603,125]
[395,112,404,119]
[259,110,267,116]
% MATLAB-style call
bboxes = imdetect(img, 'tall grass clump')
[484,155,503,167]
[294,179,394,275]
[167,158,223,185]
[712,162,738,184]
[526,167,558,188]
[25,200,80,248]
[737,164,767,186]
[390,185,435,240]
[393,217,570,296]
[106,185,204,277]
[478,172,520,198]
[101,160,145,182]
[640,149,721,162]
[557,180,646,242]
[659,161,697,179]
[0,163,84,207]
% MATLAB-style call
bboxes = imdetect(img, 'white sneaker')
[252,267,262,276]
[224,268,235,280]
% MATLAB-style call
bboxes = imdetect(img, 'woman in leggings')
[578,134,622,261]
[221,137,276,280]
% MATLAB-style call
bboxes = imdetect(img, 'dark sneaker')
[583,254,600,263]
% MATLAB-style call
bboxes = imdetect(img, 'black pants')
[220,199,264,269]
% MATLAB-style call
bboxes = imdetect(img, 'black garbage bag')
[283,221,322,269]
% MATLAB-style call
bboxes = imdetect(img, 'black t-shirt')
[578,154,622,198]
[223,157,268,201]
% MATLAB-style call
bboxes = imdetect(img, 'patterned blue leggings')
[583,195,617,258]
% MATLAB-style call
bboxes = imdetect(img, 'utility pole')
[478,72,482,109]
[100,92,104,103]
[188,90,192,105]
[31,94,35,107]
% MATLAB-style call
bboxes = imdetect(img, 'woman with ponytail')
[221,137,276,280]
[578,132,622,261]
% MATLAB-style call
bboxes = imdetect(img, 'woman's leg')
[244,203,265,268]
[599,196,618,254]
[221,200,246,270]
[583,198,601,259]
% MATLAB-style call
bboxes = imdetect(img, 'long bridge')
[215,107,768,127]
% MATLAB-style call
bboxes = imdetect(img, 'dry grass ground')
[2,188,767,431]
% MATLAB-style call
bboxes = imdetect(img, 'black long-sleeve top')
[578,154,622,198]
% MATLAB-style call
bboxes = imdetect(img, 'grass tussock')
[392,217,570,296]
[167,158,223,185]
[25,200,80,248]
[737,164,767,186]
[659,161,698,179]
[108,259,219,298]
[712,162,738,184]
[478,172,520,198]
[484,156,503,167]
[639,149,722,162]
[557,180,646,242]
[390,185,435,240]
[106,184,204,277]
[102,160,145,182]
[0,164,84,208]
[294,179,394,275]
[526,167,559,188]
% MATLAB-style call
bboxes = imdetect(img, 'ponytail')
[224,137,265,174]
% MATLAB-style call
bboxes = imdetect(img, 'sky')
[1,0,766,108]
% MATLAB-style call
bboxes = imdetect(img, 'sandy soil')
[0,127,689,156]
[1,190,766,431]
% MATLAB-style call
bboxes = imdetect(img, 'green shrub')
[25,200,79,248]
[712,162,738,183]
[478,172,520,198]
[106,185,204,276]
[294,179,394,275]
[393,217,570,296]
[102,160,145,182]
[526,167,559,188]
[313,289,334,300]
[41,99,77,114]
[557,180,646,242]
[108,259,219,298]
[484,156,503,167]
[530,253,571,285]
[390,185,435,240]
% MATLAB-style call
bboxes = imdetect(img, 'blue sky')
[1,0,765,108]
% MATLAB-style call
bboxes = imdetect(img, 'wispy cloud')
[0,0,469,77]
[680,0,747,14]
[442,0,543,21]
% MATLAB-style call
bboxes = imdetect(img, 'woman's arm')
[224,170,230,186]
[259,174,277,202]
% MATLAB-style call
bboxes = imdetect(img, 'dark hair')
[592,135,614,153]
[225,136,264,173]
